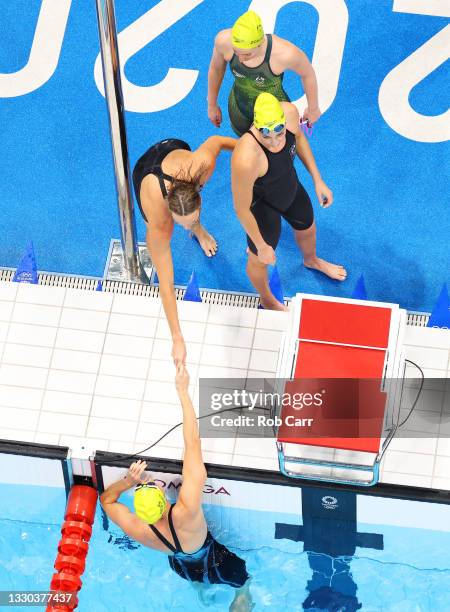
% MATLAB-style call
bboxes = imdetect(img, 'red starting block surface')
[278,299,393,454]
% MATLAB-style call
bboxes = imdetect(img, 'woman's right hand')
[172,336,186,366]
[175,363,190,393]
[257,243,276,265]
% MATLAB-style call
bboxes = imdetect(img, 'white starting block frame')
[274,294,407,487]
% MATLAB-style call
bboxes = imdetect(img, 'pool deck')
[0,281,449,491]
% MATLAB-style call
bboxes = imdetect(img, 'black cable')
[397,359,425,428]
[105,359,425,465]
[106,404,271,464]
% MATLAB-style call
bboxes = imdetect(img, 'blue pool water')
[1,1,449,312]
[1,483,450,611]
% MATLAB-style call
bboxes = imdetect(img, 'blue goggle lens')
[259,123,285,135]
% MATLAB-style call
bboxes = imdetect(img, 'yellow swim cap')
[134,483,167,525]
[232,11,264,49]
[253,93,286,129]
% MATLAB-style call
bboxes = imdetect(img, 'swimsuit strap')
[264,33,273,64]
[157,171,175,199]
[246,129,269,160]
[168,503,184,554]
[246,129,261,146]
[148,522,178,554]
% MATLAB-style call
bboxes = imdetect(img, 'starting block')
[274,294,407,486]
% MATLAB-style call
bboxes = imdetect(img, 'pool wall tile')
[200,344,250,369]
[140,401,182,425]
[1,406,40,430]
[208,304,257,327]
[434,455,450,478]
[16,283,66,306]
[0,427,35,442]
[0,300,14,321]
[0,364,48,388]
[204,324,254,348]
[157,317,205,343]
[99,354,149,379]
[12,303,60,326]
[404,345,449,371]
[59,308,109,333]
[0,385,43,410]
[0,321,8,342]
[63,289,113,311]
[94,374,145,400]
[256,309,289,330]
[87,416,137,442]
[249,349,279,372]
[252,328,284,351]
[177,300,210,322]
[34,431,60,445]
[104,333,154,358]
[42,390,92,415]
[39,411,87,436]
[91,396,141,421]
[112,294,160,317]
[380,471,433,488]
[0,281,18,301]
[47,369,97,395]
[2,343,52,369]
[56,328,105,353]
[404,326,450,350]
[9,322,57,347]
[107,313,157,337]
[381,450,435,476]
[51,348,101,374]
[0,283,449,492]
[436,438,450,456]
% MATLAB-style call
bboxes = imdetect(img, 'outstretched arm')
[175,365,207,515]
[199,135,238,156]
[146,225,186,364]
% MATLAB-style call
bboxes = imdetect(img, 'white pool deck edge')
[0,281,449,491]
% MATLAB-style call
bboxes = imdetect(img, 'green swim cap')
[232,11,264,50]
[254,93,286,129]
[134,483,167,525]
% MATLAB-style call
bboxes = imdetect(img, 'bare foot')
[260,295,288,311]
[304,257,347,281]
[191,226,217,257]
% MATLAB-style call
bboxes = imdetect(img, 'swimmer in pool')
[207,10,321,136]
[232,93,346,310]
[132,136,236,365]
[100,364,253,612]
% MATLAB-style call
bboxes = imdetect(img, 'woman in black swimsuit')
[100,365,252,611]
[132,136,236,365]
[232,93,346,311]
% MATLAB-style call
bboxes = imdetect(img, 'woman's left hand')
[125,460,149,485]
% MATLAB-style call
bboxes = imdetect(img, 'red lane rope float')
[61,520,92,541]
[46,485,98,612]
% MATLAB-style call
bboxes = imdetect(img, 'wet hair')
[167,163,206,217]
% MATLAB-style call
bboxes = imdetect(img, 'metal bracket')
[104,239,153,282]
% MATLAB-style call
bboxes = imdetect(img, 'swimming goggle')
[300,118,313,137]
[135,482,158,491]
[257,123,286,136]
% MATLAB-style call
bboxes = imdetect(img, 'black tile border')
[94,450,450,505]
[1,441,448,506]
[0,439,68,460]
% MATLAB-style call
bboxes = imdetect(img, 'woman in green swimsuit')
[207,10,321,136]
